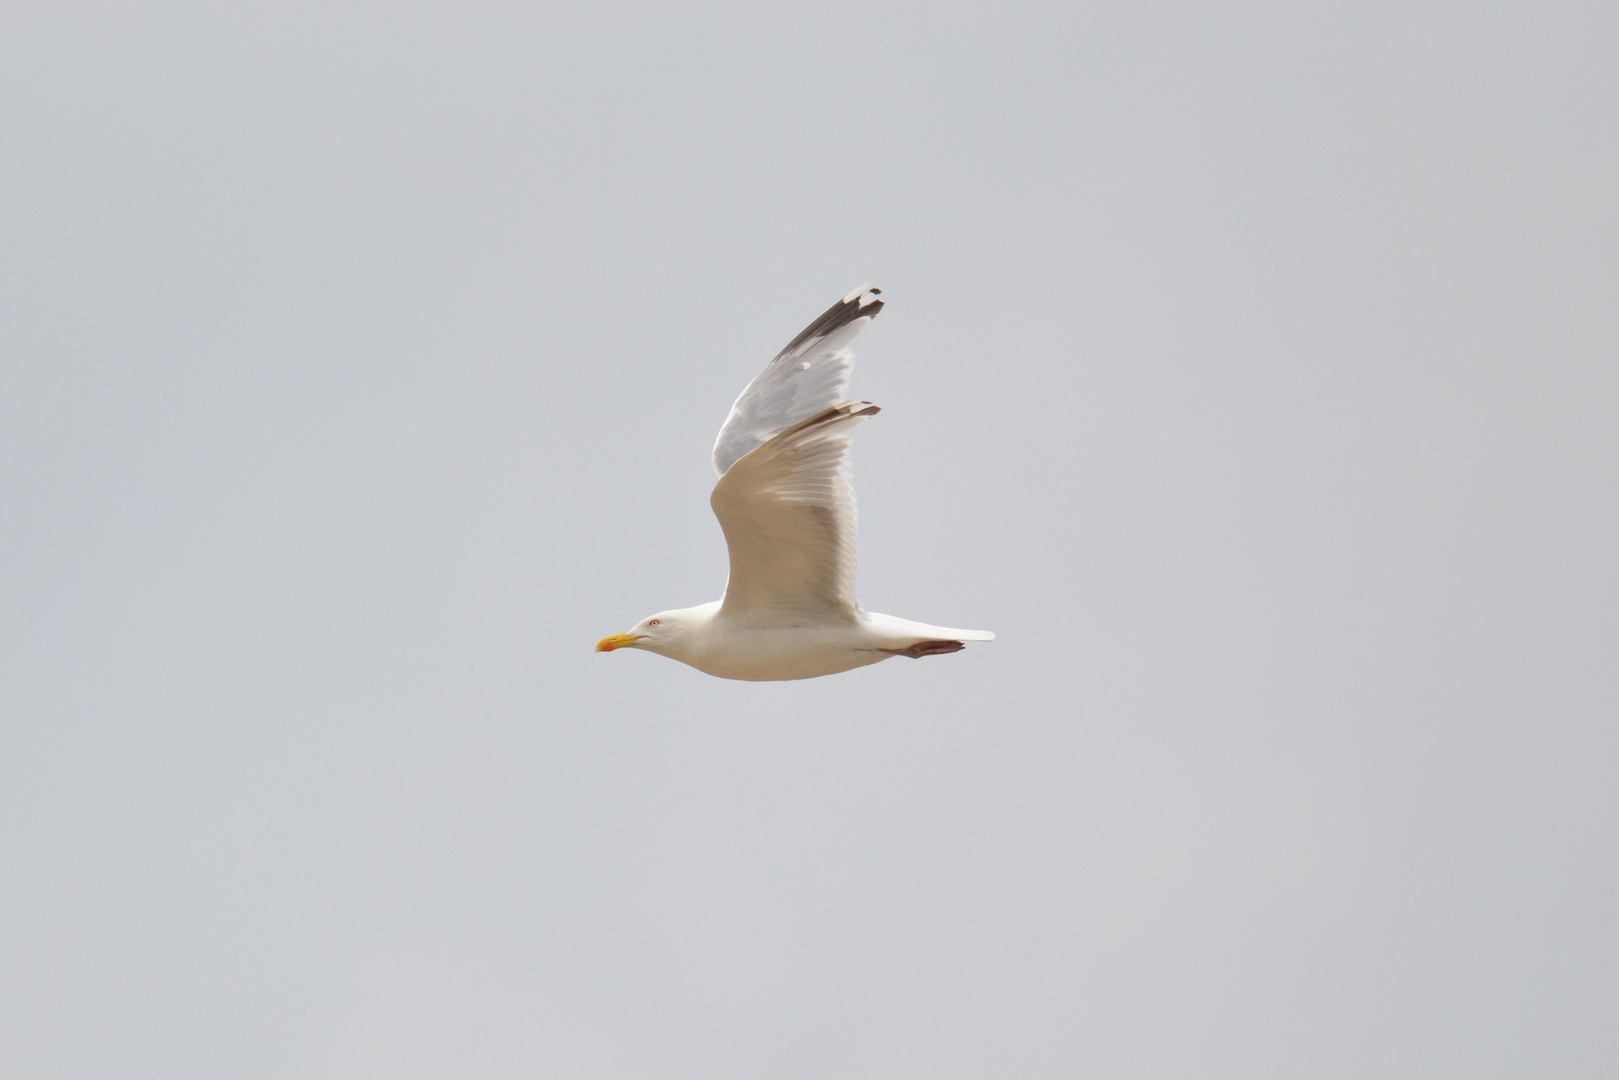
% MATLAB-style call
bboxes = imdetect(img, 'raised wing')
[711,284,884,477]
[710,401,879,625]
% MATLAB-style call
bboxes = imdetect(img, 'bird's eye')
[648,619,660,627]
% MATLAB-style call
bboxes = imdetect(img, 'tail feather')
[863,612,995,647]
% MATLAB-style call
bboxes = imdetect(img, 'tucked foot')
[880,639,967,659]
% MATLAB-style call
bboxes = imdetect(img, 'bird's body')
[597,285,993,681]
[619,602,994,682]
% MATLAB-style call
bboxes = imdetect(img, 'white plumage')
[597,285,993,681]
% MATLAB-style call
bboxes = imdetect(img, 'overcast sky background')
[3,3,1616,1077]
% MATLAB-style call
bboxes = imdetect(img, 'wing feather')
[710,401,879,624]
[711,285,884,477]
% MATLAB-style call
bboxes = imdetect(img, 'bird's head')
[595,609,694,656]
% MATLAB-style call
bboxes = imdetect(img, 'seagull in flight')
[596,285,993,680]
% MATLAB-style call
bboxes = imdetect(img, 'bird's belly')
[684,623,887,682]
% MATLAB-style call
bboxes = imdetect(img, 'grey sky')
[2,2,1615,1077]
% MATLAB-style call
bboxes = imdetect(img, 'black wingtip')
[774,285,884,360]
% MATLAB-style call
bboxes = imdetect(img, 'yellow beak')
[596,632,646,652]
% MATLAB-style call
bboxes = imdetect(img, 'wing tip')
[776,285,885,360]
[731,400,881,458]
[842,283,884,309]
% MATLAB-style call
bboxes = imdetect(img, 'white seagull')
[596,285,994,681]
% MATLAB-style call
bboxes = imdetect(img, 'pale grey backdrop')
[2,3,1615,1077]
